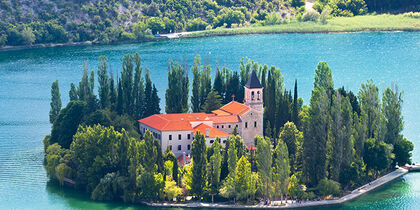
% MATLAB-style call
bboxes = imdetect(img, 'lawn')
[184,14,420,38]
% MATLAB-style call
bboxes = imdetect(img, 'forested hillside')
[0,0,297,47]
[0,0,418,47]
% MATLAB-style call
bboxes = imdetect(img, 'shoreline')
[1,14,420,52]
[144,168,409,209]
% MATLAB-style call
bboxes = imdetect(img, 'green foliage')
[201,90,223,113]
[235,156,252,200]
[49,80,62,124]
[50,101,86,148]
[91,172,117,201]
[273,139,290,201]
[164,179,182,200]
[256,136,272,199]
[279,122,302,173]
[191,131,207,198]
[316,178,341,196]
[166,61,189,113]
[147,17,165,34]
[207,140,222,194]
[314,0,367,17]
[187,18,208,31]
[288,174,305,200]
[394,138,414,166]
[363,138,394,175]
[303,10,320,22]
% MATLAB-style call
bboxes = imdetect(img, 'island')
[43,53,414,207]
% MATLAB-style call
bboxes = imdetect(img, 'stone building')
[138,70,263,157]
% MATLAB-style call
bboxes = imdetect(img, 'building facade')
[138,70,263,157]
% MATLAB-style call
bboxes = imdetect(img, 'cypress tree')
[191,55,201,112]
[116,79,123,114]
[144,69,153,117]
[191,131,207,199]
[213,66,224,100]
[97,56,109,109]
[69,83,78,101]
[165,61,189,113]
[200,65,212,110]
[292,79,299,127]
[132,53,144,118]
[201,90,222,113]
[151,85,161,115]
[49,80,62,124]
[109,73,117,110]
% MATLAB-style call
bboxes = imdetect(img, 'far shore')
[144,168,409,209]
[1,14,419,52]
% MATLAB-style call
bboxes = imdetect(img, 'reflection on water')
[0,32,419,209]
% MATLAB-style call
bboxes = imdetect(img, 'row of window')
[170,144,191,151]
[216,124,238,129]
[169,133,191,141]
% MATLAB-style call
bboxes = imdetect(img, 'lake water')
[0,32,419,209]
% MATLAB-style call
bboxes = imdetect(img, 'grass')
[184,14,420,38]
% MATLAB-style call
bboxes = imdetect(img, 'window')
[223,140,226,143]
[178,145,181,151]
[245,122,248,128]
[236,125,238,128]
[257,91,261,100]
[169,135,172,140]
[188,144,191,150]
[187,134,191,139]
[228,125,231,128]
[251,91,255,100]
[178,134,182,140]
[217,125,219,128]
[254,121,257,128]
[210,140,214,144]
[222,125,224,128]
[170,145,172,150]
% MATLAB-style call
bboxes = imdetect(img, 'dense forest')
[43,53,414,204]
[1,0,419,47]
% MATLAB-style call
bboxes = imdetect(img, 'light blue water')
[0,32,419,209]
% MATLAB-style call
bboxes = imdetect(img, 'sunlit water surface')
[0,32,419,209]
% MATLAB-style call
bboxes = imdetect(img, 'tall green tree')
[382,85,403,146]
[49,80,62,124]
[191,55,202,112]
[207,140,222,200]
[69,83,78,101]
[133,53,144,118]
[273,139,290,203]
[279,121,302,174]
[191,131,207,199]
[97,56,110,109]
[304,87,329,187]
[165,61,189,113]
[256,136,272,199]
[201,90,222,113]
[358,80,381,139]
[292,79,299,128]
[314,61,334,95]
[235,156,252,201]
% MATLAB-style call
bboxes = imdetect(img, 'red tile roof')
[193,123,231,138]
[138,102,253,132]
[138,113,210,131]
[218,101,250,116]
[208,115,240,123]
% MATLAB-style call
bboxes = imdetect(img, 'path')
[145,168,409,209]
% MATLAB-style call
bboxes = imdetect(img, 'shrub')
[404,12,420,19]
[319,8,330,24]
[303,10,320,22]
[316,179,341,197]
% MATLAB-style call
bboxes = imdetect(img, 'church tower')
[244,70,263,114]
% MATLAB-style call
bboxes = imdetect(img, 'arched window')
[257,91,261,100]
[251,91,255,100]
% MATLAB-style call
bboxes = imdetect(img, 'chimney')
[206,129,210,137]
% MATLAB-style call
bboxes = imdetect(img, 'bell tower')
[244,70,263,113]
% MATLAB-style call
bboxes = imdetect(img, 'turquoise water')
[0,32,419,209]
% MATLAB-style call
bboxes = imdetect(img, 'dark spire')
[245,70,262,88]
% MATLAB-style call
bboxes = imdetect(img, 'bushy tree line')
[313,0,418,16]
[302,61,414,189]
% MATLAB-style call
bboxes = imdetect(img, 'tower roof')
[245,70,262,88]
